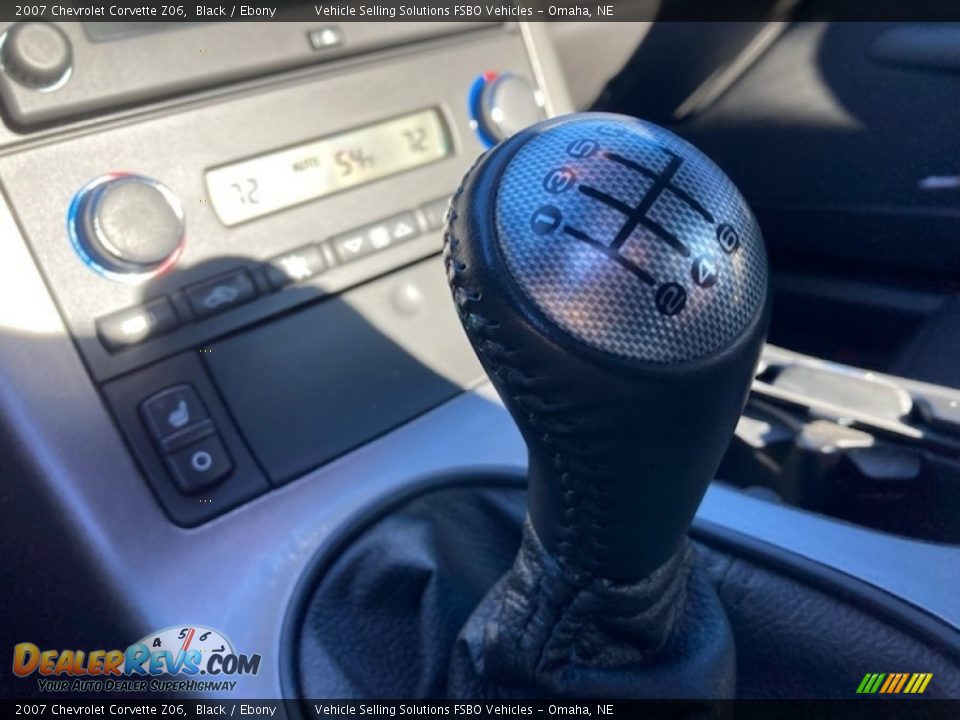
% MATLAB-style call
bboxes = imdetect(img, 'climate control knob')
[470,72,545,147]
[1,22,72,90]
[69,174,185,281]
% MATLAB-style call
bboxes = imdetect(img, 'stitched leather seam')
[443,178,610,581]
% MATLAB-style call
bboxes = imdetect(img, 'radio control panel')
[1,24,545,382]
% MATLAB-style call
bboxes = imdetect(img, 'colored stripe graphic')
[857,672,932,694]
[879,674,896,693]
[894,673,910,693]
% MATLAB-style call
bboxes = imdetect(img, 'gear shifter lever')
[445,113,768,580]
[444,113,768,696]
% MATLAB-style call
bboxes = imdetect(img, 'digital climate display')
[205,107,452,226]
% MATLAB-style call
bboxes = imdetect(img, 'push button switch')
[330,212,422,263]
[265,244,326,289]
[165,434,233,494]
[185,269,257,319]
[140,384,210,441]
[330,228,375,262]
[97,297,179,351]
[419,196,451,231]
[385,211,420,245]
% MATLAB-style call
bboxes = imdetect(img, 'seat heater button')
[140,384,210,441]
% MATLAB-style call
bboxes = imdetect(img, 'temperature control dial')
[69,174,185,282]
[469,72,545,147]
[1,22,72,90]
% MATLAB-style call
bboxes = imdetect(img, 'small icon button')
[168,400,190,429]
[166,434,233,495]
[265,244,326,289]
[308,25,343,50]
[120,313,153,336]
[419,196,451,231]
[390,219,414,241]
[190,450,213,472]
[331,231,372,262]
[369,225,392,249]
[185,270,257,319]
[201,284,238,310]
[141,385,211,442]
[386,212,420,244]
[96,297,179,351]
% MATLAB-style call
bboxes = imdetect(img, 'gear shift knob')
[445,113,769,580]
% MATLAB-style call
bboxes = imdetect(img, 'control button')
[96,297,179,351]
[265,244,326,289]
[386,212,420,244]
[2,22,72,90]
[69,174,184,280]
[420,197,451,231]
[331,230,374,263]
[165,434,233,495]
[185,269,257,318]
[141,385,210,441]
[331,213,422,264]
[307,26,343,50]
[470,72,546,147]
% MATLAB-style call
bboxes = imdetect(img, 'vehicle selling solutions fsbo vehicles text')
[315,4,533,18]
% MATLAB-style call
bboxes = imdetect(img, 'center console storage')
[721,345,960,543]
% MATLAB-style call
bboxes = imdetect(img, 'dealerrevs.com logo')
[12,625,261,693]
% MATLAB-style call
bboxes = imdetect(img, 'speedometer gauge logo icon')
[129,625,235,676]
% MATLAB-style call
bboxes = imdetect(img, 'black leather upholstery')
[291,482,960,699]
[697,544,960,698]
